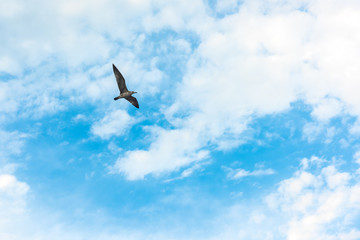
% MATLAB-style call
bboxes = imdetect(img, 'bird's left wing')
[125,96,139,108]
[113,64,128,93]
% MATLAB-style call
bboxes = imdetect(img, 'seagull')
[112,64,139,108]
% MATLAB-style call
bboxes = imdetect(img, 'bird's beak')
[134,92,138,94]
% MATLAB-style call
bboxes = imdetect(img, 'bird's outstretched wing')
[125,96,139,108]
[113,64,128,93]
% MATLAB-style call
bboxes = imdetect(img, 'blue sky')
[1,0,360,239]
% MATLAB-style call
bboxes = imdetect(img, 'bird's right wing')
[113,64,128,93]
[125,96,139,108]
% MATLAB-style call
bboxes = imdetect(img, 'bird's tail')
[114,96,121,101]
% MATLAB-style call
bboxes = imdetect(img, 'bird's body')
[115,91,135,99]
[112,64,139,108]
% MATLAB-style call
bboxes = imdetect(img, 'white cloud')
[0,0,24,19]
[0,130,30,238]
[114,0,360,179]
[302,122,324,142]
[267,162,360,240]
[142,0,208,32]
[0,130,29,166]
[354,151,360,165]
[72,114,87,122]
[4,0,360,238]
[1,0,360,190]
[311,98,343,122]
[349,120,360,136]
[91,109,138,140]
[1,0,359,191]
[0,174,29,239]
[0,0,168,120]
[300,156,327,169]
[197,156,360,240]
[111,125,210,180]
[1,156,360,240]
[216,0,241,14]
[227,167,275,179]
[0,174,29,201]
[164,161,210,182]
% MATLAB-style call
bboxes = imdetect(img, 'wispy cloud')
[227,168,276,179]
[0,130,29,166]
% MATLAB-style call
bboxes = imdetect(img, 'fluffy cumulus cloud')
[0,174,29,209]
[198,156,360,240]
[0,174,29,239]
[112,125,211,180]
[266,158,360,240]
[91,109,138,139]
[0,132,31,238]
[112,0,360,179]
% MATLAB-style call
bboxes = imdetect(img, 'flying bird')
[112,64,139,108]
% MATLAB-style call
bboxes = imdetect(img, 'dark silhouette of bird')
[112,64,139,108]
